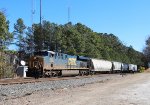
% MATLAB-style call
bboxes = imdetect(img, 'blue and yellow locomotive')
[26,50,91,78]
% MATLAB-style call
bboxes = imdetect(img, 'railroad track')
[0,74,116,85]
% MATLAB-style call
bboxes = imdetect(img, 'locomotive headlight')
[20,60,26,66]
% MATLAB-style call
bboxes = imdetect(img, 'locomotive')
[26,50,138,78]
[26,50,91,77]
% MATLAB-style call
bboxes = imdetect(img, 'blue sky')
[1,0,150,52]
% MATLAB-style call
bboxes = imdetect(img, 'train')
[26,50,138,78]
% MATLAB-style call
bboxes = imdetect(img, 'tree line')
[0,11,145,66]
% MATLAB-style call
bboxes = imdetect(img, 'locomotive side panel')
[51,53,89,70]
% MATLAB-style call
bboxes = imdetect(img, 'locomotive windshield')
[34,51,48,56]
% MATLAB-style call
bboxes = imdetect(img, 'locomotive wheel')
[79,71,83,76]
[58,70,62,76]
[90,71,95,76]
[79,70,89,76]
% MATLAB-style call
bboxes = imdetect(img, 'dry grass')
[144,68,150,73]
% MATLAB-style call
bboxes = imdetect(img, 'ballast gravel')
[0,74,121,101]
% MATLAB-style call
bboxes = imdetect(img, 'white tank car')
[91,59,112,71]
[112,61,122,71]
[129,64,137,72]
[134,65,138,72]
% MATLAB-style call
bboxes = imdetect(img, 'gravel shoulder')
[1,72,150,105]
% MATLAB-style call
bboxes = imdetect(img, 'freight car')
[112,61,122,73]
[26,50,138,78]
[128,64,137,73]
[90,59,112,73]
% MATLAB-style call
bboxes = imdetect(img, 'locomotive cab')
[26,50,55,77]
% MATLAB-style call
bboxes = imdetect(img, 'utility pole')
[68,6,70,23]
[67,0,71,23]
[31,0,36,54]
[31,0,35,25]
[40,0,42,27]
[40,0,44,50]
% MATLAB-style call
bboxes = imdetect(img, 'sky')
[1,0,150,52]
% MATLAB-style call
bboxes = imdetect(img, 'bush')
[139,66,145,73]
[0,53,15,78]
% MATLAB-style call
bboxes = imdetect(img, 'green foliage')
[0,11,13,50]
[0,60,14,78]
[139,66,145,73]
[0,11,15,78]
[13,18,26,51]
[27,21,143,65]
[143,36,150,66]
